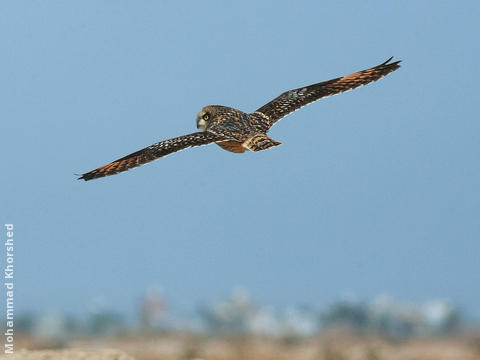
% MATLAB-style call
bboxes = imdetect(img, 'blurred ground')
[6,332,480,360]
[3,349,134,360]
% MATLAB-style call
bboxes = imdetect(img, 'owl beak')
[197,118,206,131]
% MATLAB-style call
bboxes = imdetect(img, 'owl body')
[79,58,401,180]
[198,105,253,139]
[197,105,270,153]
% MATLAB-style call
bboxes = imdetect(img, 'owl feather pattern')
[79,57,401,181]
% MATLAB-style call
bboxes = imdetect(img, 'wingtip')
[75,173,89,181]
[384,56,394,64]
[383,56,402,67]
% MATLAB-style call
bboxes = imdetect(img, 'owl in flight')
[79,57,401,181]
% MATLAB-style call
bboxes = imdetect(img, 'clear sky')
[1,1,479,319]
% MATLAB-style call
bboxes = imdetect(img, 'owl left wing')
[78,131,221,181]
[255,57,401,130]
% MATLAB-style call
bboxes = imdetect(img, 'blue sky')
[1,1,479,319]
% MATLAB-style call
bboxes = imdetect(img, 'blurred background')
[1,1,479,359]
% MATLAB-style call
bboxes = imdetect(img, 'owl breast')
[215,140,246,153]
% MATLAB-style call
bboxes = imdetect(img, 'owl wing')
[255,57,401,130]
[78,131,221,181]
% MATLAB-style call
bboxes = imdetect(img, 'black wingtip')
[382,56,402,67]
[75,173,88,181]
[383,56,394,65]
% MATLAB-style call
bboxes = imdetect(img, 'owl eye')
[202,114,209,121]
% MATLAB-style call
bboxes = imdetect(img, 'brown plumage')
[79,132,218,181]
[79,57,401,181]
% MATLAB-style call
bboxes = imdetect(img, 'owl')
[79,57,401,181]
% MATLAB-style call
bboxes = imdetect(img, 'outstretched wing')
[79,131,220,181]
[255,57,401,130]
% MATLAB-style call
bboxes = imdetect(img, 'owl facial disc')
[197,118,206,130]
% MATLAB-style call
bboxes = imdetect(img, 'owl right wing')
[255,57,401,130]
[78,131,221,181]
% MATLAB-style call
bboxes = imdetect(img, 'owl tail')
[243,133,282,152]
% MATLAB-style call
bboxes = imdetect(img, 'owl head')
[196,105,236,131]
